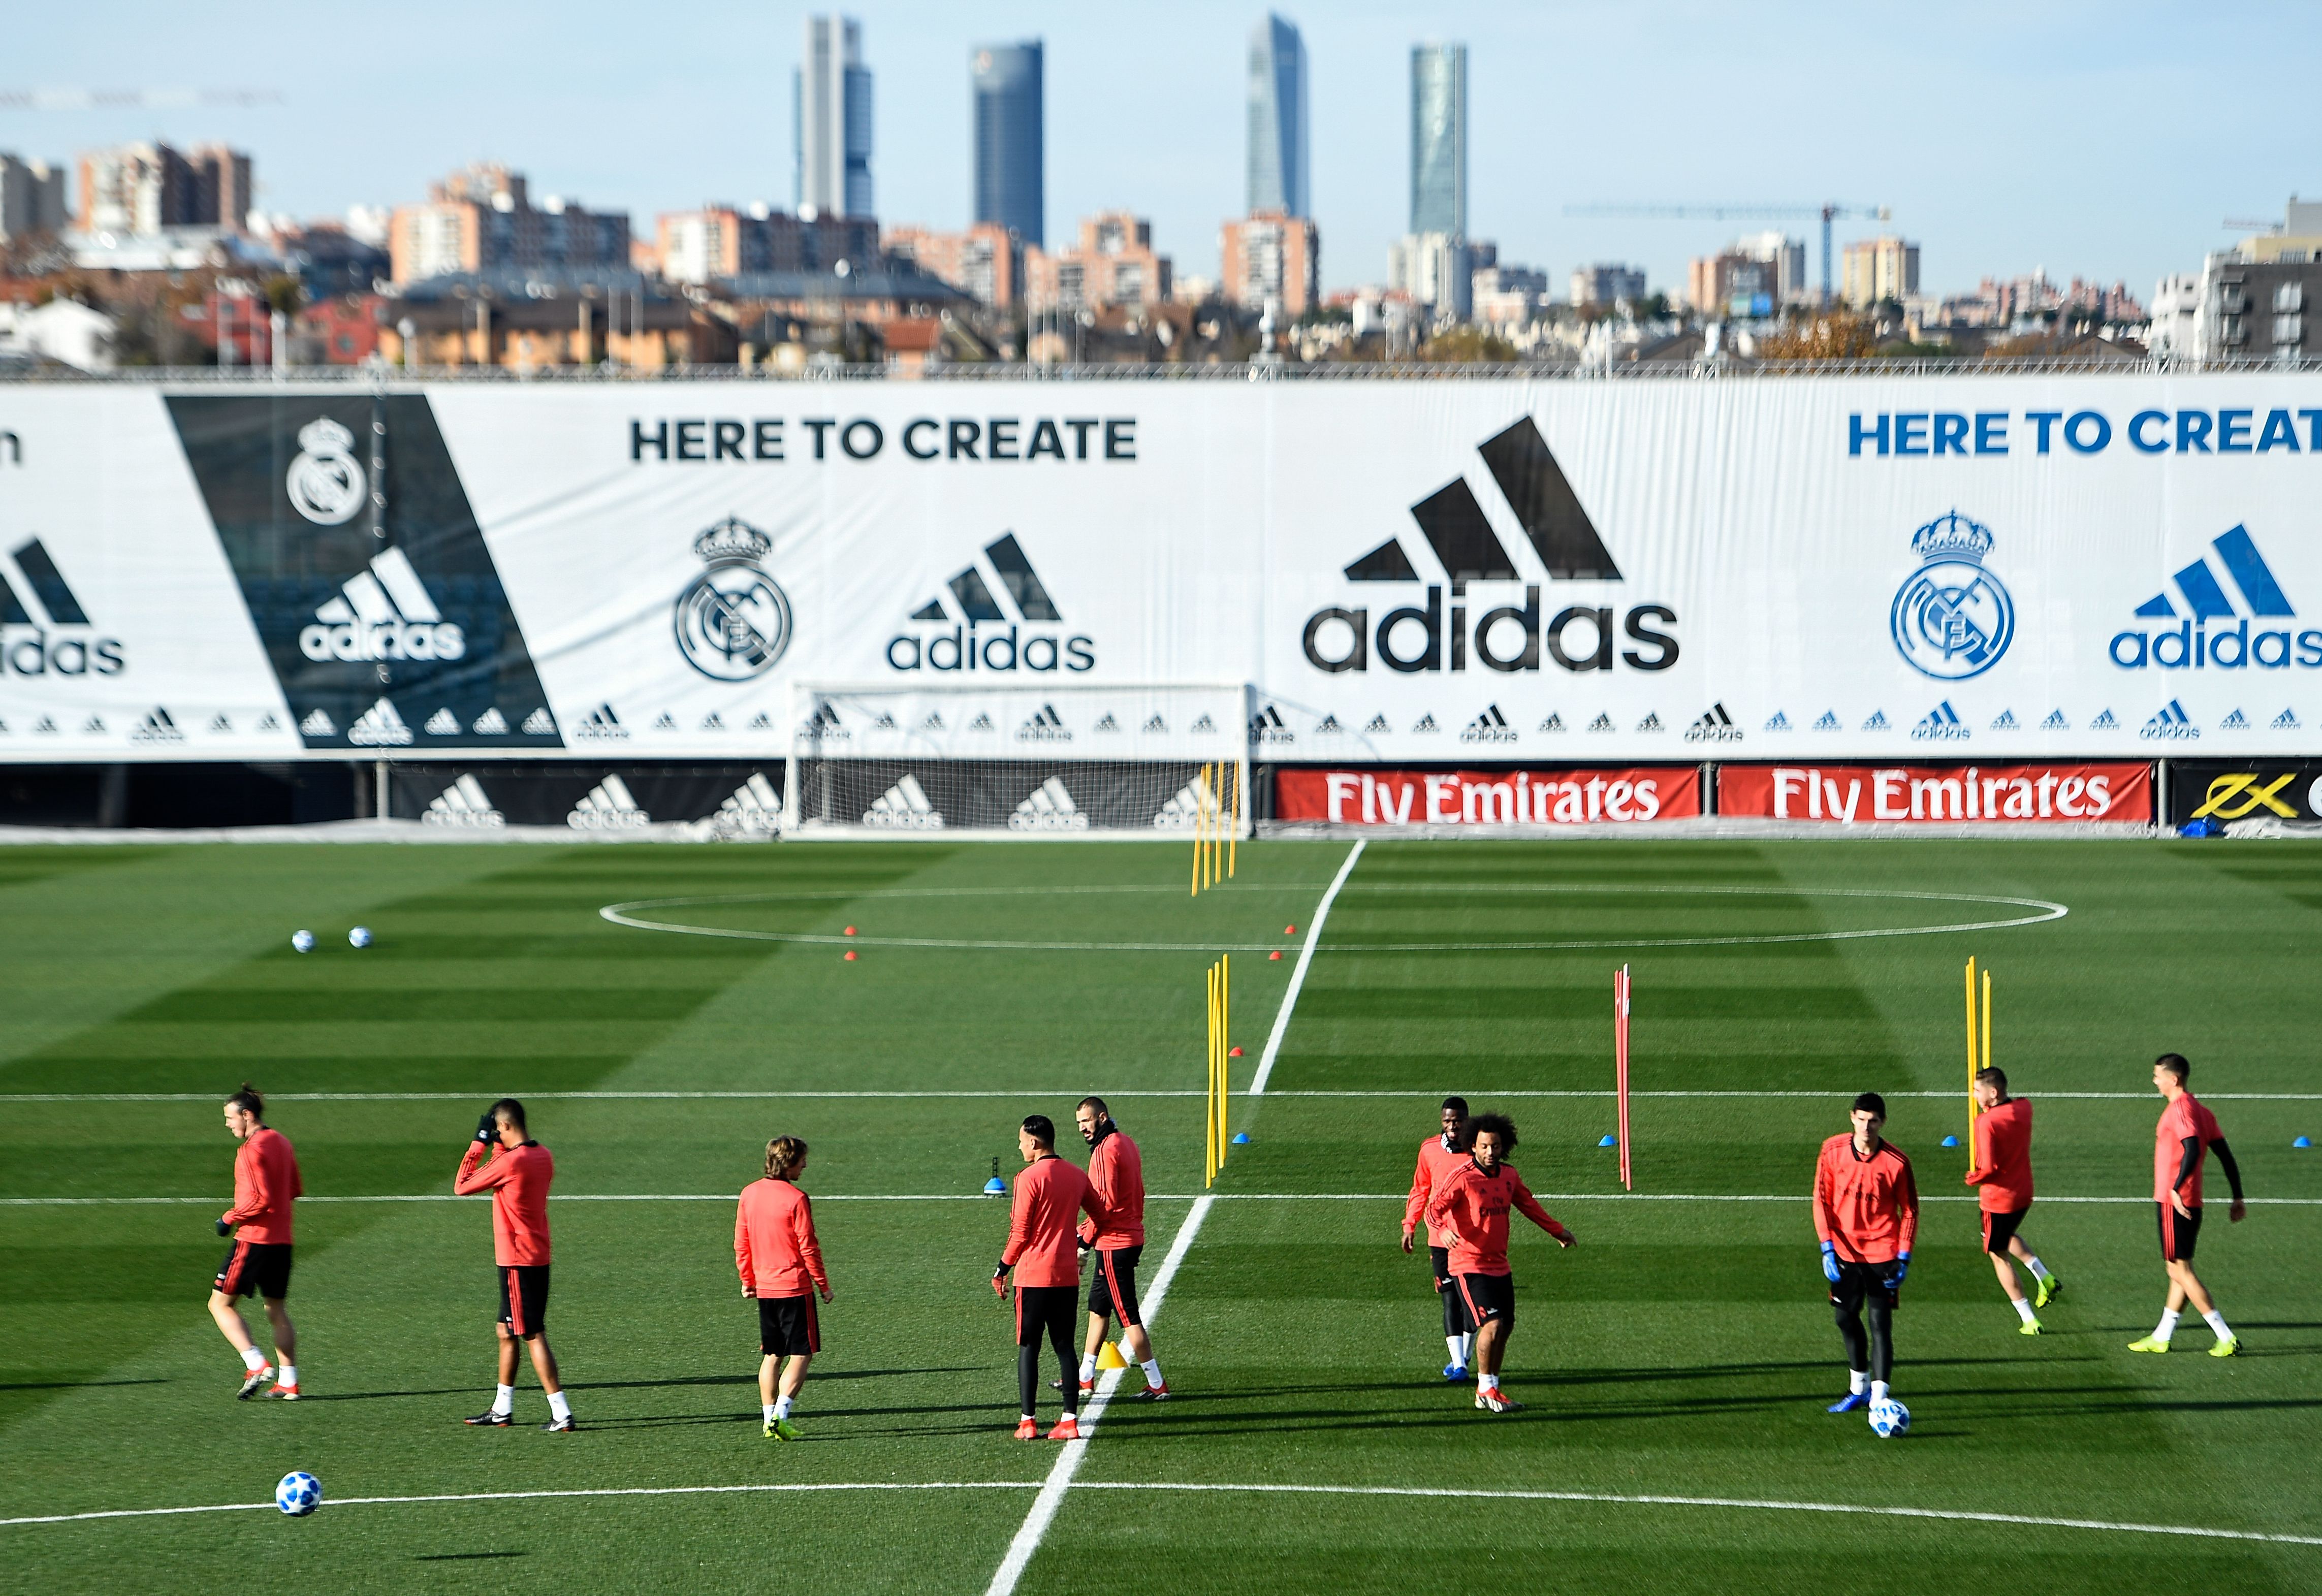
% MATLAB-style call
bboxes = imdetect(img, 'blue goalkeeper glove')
[1883,1253,1910,1289]
[1820,1241,1841,1284]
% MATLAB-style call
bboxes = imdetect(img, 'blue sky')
[8,0,2318,301]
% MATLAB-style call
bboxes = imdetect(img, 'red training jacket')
[1078,1127,1143,1249]
[1423,1159,1568,1278]
[1812,1134,1919,1263]
[222,1126,302,1245]
[2154,1092,2223,1205]
[735,1177,829,1297]
[1965,1098,2034,1211]
[1003,1153,1103,1288]
[455,1139,554,1266]
[1403,1134,1467,1249]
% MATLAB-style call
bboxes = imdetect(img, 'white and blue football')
[1868,1398,1912,1439]
[290,930,316,954]
[347,926,372,949]
[275,1471,322,1516]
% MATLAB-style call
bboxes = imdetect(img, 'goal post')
[783,680,1250,838]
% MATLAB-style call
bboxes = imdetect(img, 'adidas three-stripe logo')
[568,775,650,829]
[1010,777,1087,831]
[1683,702,1742,743]
[2134,527,2294,620]
[910,533,1061,623]
[300,548,465,663]
[864,774,943,829]
[424,774,504,827]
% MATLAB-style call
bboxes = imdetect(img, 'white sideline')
[7,1479,2318,1549]
[982,838,1365,1596]
[7,1192,2319,1208]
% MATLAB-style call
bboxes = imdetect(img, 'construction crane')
[1564,202,1891,306]
[0,89,281,110]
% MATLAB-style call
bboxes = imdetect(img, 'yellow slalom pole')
[1204,964,1218,1185]
[1227,760,1239,881]
[1982,968,1993,1075]
[1964,957,1979,1155]
[1191,764,1207,897]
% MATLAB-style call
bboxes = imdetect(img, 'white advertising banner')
[2,374,2319,760]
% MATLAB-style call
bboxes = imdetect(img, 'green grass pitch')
[2,836,2317,1593]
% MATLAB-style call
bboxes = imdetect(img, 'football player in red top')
[995,1114,1106,1440]
[1965,1068,2060,1334]
[454,1099,575,1431]
[1072,1098,1167,1400]
[207,1084,305,1399]
[2129,1054,2246,1356]
[1401,1096,1476,1380]
[1422,1111,1574,1414]
[1811,1093,1918,1418]
[737,1135,833,1440]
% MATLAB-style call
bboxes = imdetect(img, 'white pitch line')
[8,1192,2319,1208]
[983,838,1365,1596]
[12,1088,2317,1103]
[7,1478,2317,1551]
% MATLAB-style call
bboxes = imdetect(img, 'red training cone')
[844,925,857,936]
[842,950,857,961]
[1268,950,1282,961]
[1284,924,1297,934]
[1229,1046,1243,1057]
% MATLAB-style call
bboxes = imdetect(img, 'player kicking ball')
[455,1099,575,1432]
[1814,1093,1918,1423]
[1401,1096,1476,1381]
[995,1115,1106,1440]
[1422,1112,1573,1414]
[208,1084,304,1400]
[737,1136,833,1440]
[2129,1054,2247,1357]
[1965,1068,2060,1333]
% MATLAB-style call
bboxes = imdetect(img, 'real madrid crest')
[1890,509,2014,680]
[674,517,793,681]
[285,417,367,526]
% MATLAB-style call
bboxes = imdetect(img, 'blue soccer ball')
[290,930,316,954]
[275,1471,322,1516]
[1868,1398,1912,1439]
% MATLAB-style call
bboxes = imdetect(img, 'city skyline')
[7,0,2319,299]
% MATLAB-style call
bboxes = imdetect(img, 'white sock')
[546,1390,572,1422]
[2013,1298,2037,1324]
[277,1363,298,1385]
[774,1394,793,1421]
[2202,1310,2232,1341]
[1870,1380,1890,1402]
[1478,1371,1499,1391]
[240,1345,269,1372]
[1140,1358,1162,1386]
[2022,1255,2051,1281]
[1446,1335,1465,1365]
[1848,1368,1867,1395]
[1079,1352,1097,1381]
[1460,1332,1474,1364]
[492,1383,515,1415]
[763,1402,778,1423]
[2155,1309,2181,1342]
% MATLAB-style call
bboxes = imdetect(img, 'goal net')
[785,682,1248,837]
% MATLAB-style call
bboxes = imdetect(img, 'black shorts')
[1087,1245,1143,1326]
[1982,1206,2029,1255]
[1014,1284,1077,1348]
[757,1294,821,1356]
[2157,1202,2203,1263]
[1428,1245,1454,1290]
[1454,1272,1515,1328]
[1830,1258,1900,1312]
[214,1241,292,1300]
[497,1265,550,1336]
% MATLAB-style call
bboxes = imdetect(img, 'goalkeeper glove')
[474,1111,498,1144]
[1883,1254,1910,1289]
[1820,1241,1841,1284]
[216,1218,232,1237]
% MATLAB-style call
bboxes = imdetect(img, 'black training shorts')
[1829,1258,1900,1312]
[1087,1245,1144,1326]
[1982,1206,2029,1256]
[1428,1245,1455,1289]
[214,1241,292,1300]
[497,1264,551,1336]
[2157,1201,2203,1263]
[1454,1272,1516,1328]
[1015,1283,1076,1348]
[757,1294,821,1356]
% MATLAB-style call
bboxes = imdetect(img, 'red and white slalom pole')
[1614,965,1633,1191]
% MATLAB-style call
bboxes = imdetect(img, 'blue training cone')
[982,1177,1006,1195]
[2296,1136,2312,1149]
[1598,1134,1618,1147]
[1941,1135,1959,1147]
[1231,1132,1249,1144]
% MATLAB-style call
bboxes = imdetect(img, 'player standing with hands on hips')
[1814,1093,1919,1421]
[1422,1111,1574,1414]
[209,1084,304,1399]
[455,1099,575,1431]
[2129,1054,2246,1356]
[737,1135,832,1439]
[994,1115,1106,1440]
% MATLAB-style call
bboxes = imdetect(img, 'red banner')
[1276,767,1702,826]
[1716,762,2151,823]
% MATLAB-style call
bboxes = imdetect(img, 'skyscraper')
[1247,14,1308,218]
[973,42,1043,247]
[797,16,873,218]
[1409,42,1466,238]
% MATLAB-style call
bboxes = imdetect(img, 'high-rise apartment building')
[1247,14,1308,219]
[1027,212,1171,312]
[0,155,68,241]
[1222,210,1318,317]
[1840,234,1920,308]
[1409,43,1466,238]
[1570,263,1647,307]
[660,206,881,283]
[77,142,251,234]
[389,164,630,283]
[1733,231,1808,304]
[1390,231,1469,319]
[798,16,874,218]
[886,222,1026,307]
[972,42,1042,247]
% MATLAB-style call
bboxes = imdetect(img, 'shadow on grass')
[305,1366,983,1403]
[414,1551,526,1561]
[0,1378,169,1393]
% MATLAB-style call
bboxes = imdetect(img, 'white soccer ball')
[275,1470,322,1516]
[348,926,372,948]
[291,930,316,954]
[1868,1398,1912,1438]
